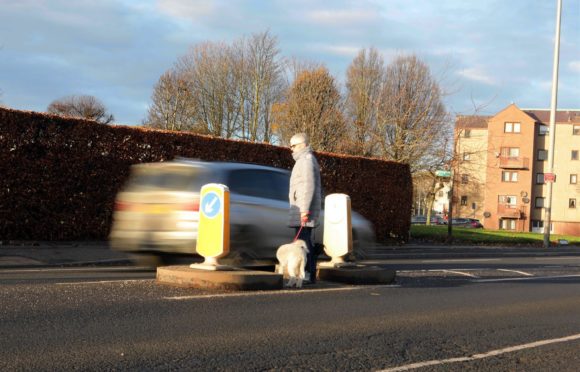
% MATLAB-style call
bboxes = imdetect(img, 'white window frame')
[539,125,549,135]
[499,195,517,205]
[500,219,516,230]
[502,171,518,182]
[571,174,578,184]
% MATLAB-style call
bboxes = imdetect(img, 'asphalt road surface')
[1,258,580,371]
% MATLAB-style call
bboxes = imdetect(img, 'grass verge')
[410,225,580,246]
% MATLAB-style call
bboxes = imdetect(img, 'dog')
[276,239,309,288]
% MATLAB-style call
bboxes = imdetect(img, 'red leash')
[293,223,304,242]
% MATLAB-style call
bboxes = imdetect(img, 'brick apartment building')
[454,104,580,235]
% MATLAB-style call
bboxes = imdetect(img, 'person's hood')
[292,146,312,161]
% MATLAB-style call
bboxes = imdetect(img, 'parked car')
[411,215,446,225]
[450,218,483,228]
[109,159,376,264]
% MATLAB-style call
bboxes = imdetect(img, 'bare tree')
[145,31,284,143]
[375,54,450,172]
[47,95,114,124]
[241,30,285,142]
[344,47,384,156]
[272,66,346,152]
[144,70,200,131]
[175,41,241,138]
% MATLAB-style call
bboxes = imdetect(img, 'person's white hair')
[290,133,309,146]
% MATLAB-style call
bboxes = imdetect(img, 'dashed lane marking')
[496,269,533,276]
[378,332,580,371]
[474,274,580,283]
[428,269,479,278]
[164,284,401,300]
[420,259,500,263]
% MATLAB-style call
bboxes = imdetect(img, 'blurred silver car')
[109,158,376,264]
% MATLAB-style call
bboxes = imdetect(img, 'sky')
[0,0,578,126]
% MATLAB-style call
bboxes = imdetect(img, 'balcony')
[497,204,524,218]
[499,156,529,169]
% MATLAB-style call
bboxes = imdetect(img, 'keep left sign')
[197,183,230,259]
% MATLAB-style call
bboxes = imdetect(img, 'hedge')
[0,107,412,242]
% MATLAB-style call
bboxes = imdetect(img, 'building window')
[461,174,469,184]
[502,171,518,182]
[571,174,578,184]
[504,122,521,133]
[573,125,580,135]
[532,220,544,229]
[463,152,471,161]
[535,197,545,208]
[537,149,548,161]
[499,195,517,205]
[460,196,468,206]
[572,150,579,160]
[539,125,549,135]
[536,173,545,184]
[464,129,471,138]
[500,219,516,230]
[570,199,577,209]
[501,147,520,158]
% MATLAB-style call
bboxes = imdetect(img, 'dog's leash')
[293,223,304,242]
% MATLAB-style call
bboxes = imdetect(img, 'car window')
[227,169,289,201]
[125,166,211,192]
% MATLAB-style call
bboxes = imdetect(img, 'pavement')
[0,241,131,268]
[0,240,579,269]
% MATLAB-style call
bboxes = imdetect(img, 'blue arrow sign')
[201,191,221,219]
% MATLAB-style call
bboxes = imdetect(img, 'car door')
[227,168,292,258]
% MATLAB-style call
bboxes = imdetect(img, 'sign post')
[190,183,231,271]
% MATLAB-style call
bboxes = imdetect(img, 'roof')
[523,109,580,124]
[455,115,490,129]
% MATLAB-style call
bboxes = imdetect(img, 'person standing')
[288,133,322,284]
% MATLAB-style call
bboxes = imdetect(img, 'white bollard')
[320,193,355,268]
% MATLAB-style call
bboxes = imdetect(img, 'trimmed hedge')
[0,107,412,242]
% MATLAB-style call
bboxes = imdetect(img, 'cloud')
[569,61,580,73]
[313,44,360,57]
[458,66,497,86]
[304,9,379,25]
[155,0,216,21]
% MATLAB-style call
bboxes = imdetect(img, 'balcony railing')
[499,156,529,169]
[497,204,524,218]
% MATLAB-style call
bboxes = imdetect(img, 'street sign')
[196,183,230,259]
[544,173,556,182]
[435,170,451,178]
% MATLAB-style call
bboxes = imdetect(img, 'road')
[1,252,580,371]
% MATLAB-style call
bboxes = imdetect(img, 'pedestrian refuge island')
[156,183,282,290]
[317,193,396,285]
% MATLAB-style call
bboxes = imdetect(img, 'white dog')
[276,239,309,288]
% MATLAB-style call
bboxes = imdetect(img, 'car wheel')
[130,253,163,268]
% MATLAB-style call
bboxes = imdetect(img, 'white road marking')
[497,269,533,276]
[378,332,580,372]
[428,270,479,278]
[420,259,500,263]
[164,284,401,300]
[475,274,580,283]
[55,279,153,285]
